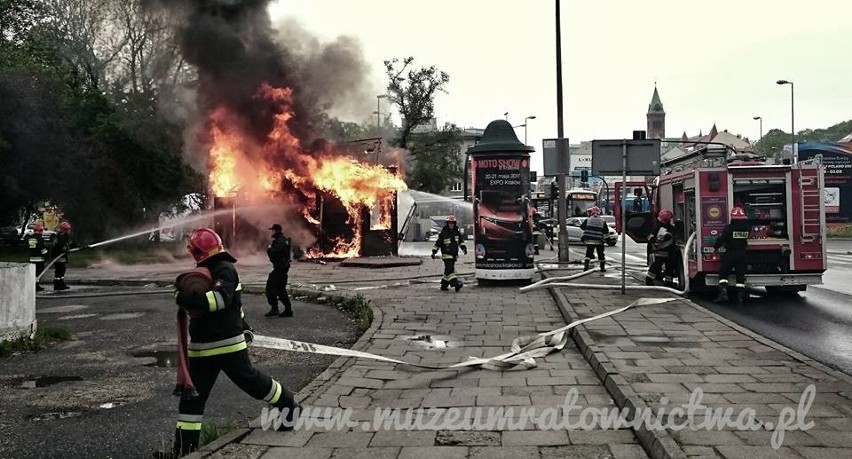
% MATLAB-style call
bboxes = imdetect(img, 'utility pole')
[555,0,569,263]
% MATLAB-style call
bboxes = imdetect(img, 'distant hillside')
[755,120,851,157]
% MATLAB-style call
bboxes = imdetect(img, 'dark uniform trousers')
[442,257,459,289]
[265,265,292,309]
[584,243,604,262]
[175,348,297,454]
[718,249,747,287]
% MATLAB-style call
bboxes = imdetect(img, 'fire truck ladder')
[798,163,822,243]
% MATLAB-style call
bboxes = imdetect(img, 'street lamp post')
[524,115,536,145]
[753,116,763,140]
[776,80,795,157]
[555,0,569,262]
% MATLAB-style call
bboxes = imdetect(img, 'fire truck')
[615,145,827,294]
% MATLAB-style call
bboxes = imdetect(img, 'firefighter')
[24,223,48,292]
[645,209,678,286]
[713,206,750,304]
[431,215,466,292]
[580,206,609,272]
[165,228,300,457]
[52,222,72,291]
[264,223,293,318]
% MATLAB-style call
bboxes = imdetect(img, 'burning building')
[162,0,406,258]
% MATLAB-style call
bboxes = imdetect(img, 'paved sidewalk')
[545,269,852,459]
[56,249,852,458]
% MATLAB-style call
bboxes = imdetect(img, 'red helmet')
[33,223,44,234]
[730,206,747,220]
[187,228,226,263]
[446,215,457,223]
[657,209,673,224]
[59,222,71,233]
[587,206,602,216]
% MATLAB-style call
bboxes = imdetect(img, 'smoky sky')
[157,0,375,148]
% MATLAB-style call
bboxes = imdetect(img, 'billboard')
[472,156,535,276]
[797,142,852,224]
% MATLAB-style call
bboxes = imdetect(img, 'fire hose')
[522,232,696,296]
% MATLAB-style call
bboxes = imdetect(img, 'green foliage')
[406,125,464,194]
[754,120,852,159]
[384,57,449,149]
[199,421,237,447]
[827,225,852,238]
[0,326,72,357]
[294,290,374,335]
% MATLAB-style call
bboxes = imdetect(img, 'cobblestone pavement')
[58,249,852,459]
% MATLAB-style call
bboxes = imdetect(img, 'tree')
[384,57,449,149]
[406,124,463,194]
[754,120,852,159]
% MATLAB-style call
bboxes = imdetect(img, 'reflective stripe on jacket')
[580,216,609,244]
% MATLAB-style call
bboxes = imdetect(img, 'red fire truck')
[615,146,827,294]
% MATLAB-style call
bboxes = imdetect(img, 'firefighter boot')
[644,273,656,286]
[54,278,69,291]
[454,280,464,292]
[734,287,746,305]
[440,279,449,291]
[583,258,591,271]
[279,304,293,318]
[599,261,606,272]
[264,304,280,317]
[713,284,729,303]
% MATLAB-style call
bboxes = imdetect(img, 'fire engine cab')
[616,146,827,294]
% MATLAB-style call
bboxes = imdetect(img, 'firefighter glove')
[461,245,467,255]
[431,248,438,259]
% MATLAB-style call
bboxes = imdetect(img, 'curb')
[184,428,252,459]
[545,274,687,459]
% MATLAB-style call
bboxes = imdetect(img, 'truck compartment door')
[615,181,654,243]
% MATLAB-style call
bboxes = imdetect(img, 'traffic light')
[580,170,589,185]
[550,182,558,200]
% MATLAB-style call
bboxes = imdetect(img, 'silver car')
[565,217,618,246]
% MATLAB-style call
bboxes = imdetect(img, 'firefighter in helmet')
[431,215,466,292]
[52,222,73,291]
[264,223,293,318]
[24,223,49,292]
[713,206,750,304]
[580,206,609,272]
[165,228,300,457]
[645,209,679,286]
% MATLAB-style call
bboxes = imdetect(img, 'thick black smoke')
[158,0,374,148]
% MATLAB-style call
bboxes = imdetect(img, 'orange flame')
[206,83,406,258]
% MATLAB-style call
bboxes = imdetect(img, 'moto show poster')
[472,155,535,271]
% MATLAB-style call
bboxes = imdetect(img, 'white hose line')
[522,232,697,297]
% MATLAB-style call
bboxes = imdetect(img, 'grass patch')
[0,326,72,357]
[199,420,238,446]
[827,225,852,238]
[294,291,374,335]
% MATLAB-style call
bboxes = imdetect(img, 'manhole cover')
[20,376,83,389]
[405,335,449,349]
[131,349,178,367]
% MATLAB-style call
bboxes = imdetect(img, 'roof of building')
[647,86,665,114]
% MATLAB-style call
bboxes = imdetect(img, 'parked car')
[600,215,618,233]
[565,217,617,246]
[20,223,57,243]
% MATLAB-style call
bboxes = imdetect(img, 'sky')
[269,0,852,173]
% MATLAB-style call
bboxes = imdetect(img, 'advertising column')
[468,120,535,282]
